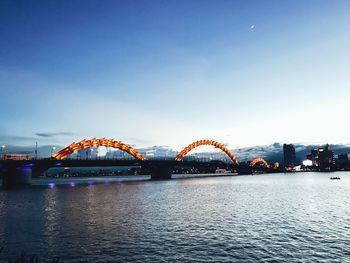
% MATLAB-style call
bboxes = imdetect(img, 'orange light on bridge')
[175,139,239,165]
[273,162,279,169]
[249,157,270,168]
[52,138,145,161]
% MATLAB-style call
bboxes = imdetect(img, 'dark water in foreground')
[1,172,350,262]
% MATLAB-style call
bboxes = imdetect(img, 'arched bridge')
[52,138,145,161]
[0,137,282,188]
[249,157,270,168]
[175,139,239,165]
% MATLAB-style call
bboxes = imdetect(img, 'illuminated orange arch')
[249,157,270,168]
[52,138,145,160]
[175,139,239,165]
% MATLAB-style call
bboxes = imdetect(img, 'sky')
[1,0,350,152]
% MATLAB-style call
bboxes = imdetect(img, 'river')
[1,172,350,262]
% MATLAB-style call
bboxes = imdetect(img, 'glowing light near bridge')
[52,138,145,161]
[175,139,239,165]
[50,137,281,170]
[303,160,313,166]
[249,158,270,168]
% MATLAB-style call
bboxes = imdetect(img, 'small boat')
[330,177,340,180]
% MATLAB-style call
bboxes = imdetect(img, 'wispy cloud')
[0,133,72,146]
[0,135,39,142]
[122,137,153,145]
[35,132,75,138]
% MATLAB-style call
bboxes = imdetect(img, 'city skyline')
[1,140,349,164]
[1,0,350,149]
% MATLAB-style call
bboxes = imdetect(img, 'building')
[335,154,349,169]
[337,154,349,161]
[306,144,334,170]
[283,144,296,168]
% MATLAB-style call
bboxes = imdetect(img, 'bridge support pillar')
[149,165,173,180]
[237,165,253,175]
[1,165,32,189]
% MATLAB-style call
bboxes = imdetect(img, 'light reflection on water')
[1,172,350,262]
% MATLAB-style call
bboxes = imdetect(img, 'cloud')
[0,133,75,146]
[122,137,153,145]
[0,135,39,142]
[35,132,75,138]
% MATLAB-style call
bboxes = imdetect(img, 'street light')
[90,148,94,159]
[51,146,56,157]
[1,145,5,159]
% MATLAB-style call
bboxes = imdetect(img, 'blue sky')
[0,0,350,150]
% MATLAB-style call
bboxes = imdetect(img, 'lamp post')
[1,145,5,160]
[35,142,38,160]
[51,146,56,157]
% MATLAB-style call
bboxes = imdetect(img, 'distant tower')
[283,144,296,167]
[317,144,334,169]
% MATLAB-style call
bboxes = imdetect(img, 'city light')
[303,160,313,166]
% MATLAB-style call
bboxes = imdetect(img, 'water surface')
[1,172,349,262]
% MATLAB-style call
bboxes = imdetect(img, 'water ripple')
[1,173,350,262]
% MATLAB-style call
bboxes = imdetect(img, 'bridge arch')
[249,157,270,168]
[52,138,145,160]
[175,139,239,165]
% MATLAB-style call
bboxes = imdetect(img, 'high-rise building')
[306,144,334,170]
[317,145,334,169]
[283,144,296,167]
[337,154,349,161]
[336,154,349,168]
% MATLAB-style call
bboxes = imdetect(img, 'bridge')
[0,138,280,188]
